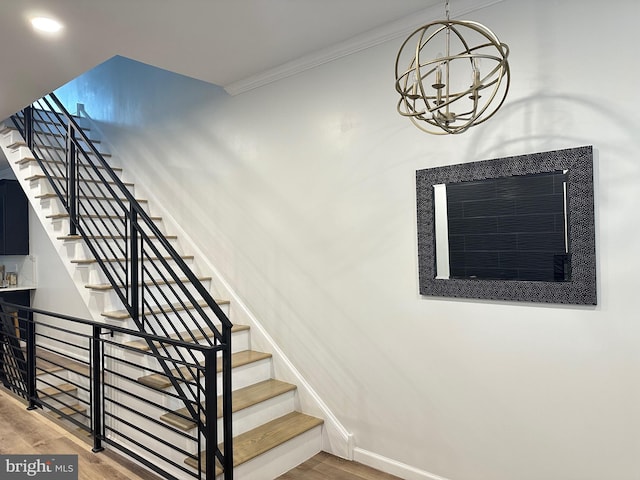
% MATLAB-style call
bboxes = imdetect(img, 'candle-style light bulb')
[472,58,481,87]
[432,52,445,106]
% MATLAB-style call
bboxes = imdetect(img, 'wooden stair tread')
[8,140,110,157]
[35,348,89,376]
[125,324,248,352]
[71,253,190,265]
[137,350,272,390]
[161,379,297,431]
[20,128,95,137]
[185,411,324,474]
[101,297,226,320]
[53,404,87,418]
[39,193,148,203]
[21,143,111,157]
[58,233,170,242]
[26,173,133,187]
[15,157,123,172]
[51,213,162,222]
[38,383,77,397]
[88,274,210,292]
[3,117,91,131]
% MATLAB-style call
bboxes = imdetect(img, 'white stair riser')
[225,389,296,438]
[113,328,249,364]
[37,194,152,218]
[17,160,124,185]
[73,256,197,286]
[49,216,163,240]
[75,266,209,294]
[105,356,271,408]
[88,297,228,329]
[30,176,135,198]
[220,425,323,480]
[2,129,27,147]
[59,235,178,261]
[103,386,296,456]
[25,133,109,155]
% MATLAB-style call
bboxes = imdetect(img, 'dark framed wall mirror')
[416,146,597,305]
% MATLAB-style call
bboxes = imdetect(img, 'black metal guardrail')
[0,301,226,480]
[8,93,234,479]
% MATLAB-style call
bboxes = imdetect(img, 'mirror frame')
[416,146,597,305]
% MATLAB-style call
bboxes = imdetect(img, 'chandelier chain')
[445,0,450,20]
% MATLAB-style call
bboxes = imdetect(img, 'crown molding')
[223,0,506,96]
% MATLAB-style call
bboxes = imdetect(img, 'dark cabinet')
[0,289,31,336]
[0,179,29,255]
[0,179,31,338]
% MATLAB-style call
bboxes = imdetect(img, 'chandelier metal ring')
[395,19,510,135]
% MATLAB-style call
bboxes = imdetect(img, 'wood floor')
[277,451,403,480]
[1,387,401,480]
[0,388,156,480]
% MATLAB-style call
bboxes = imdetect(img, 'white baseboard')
[354,448,453,480]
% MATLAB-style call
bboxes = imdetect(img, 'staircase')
[0,97,326,479]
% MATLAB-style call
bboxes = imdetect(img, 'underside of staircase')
[0,107,326,479]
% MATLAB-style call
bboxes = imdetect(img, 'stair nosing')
[25,143,111,156]
[160,378,297,431]
[53,403,87,419]
[101,297,227,320]
[71,254,190,265]
[39,193,148,203]
[38,383,77,397]
[87,274,210,293]
[125,323,248,352]
[50,213,162,222]
[26,173,133,187]
[58,233,171,242]
[185,411,324,474]
[137,350,273,390]
[15,157,122,172]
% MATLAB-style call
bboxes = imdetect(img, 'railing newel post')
[26,317,37,410]
[222,326,233,480]
[91,325,104,453]
[204,347,218,480]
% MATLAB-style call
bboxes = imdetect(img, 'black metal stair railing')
[10,93,233,479]
[1,300,223,480]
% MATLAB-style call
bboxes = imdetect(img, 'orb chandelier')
[395,0,510,134]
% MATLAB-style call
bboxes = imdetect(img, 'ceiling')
[0,0,472,123]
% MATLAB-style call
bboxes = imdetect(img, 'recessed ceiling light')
[31,16,64,33]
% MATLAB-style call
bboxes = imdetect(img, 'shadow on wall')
[465,91,640,167]
[461,91,640,310]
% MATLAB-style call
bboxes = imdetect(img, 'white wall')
[0,169,89,322]
[28,204,91,320]
[53,1,640,479]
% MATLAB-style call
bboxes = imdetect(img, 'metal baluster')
[67,124,78,236]
[24,105,33,150]
[130,208,140,327]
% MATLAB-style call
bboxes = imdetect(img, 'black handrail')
[0,300,226,480]
[9,94,234,479]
